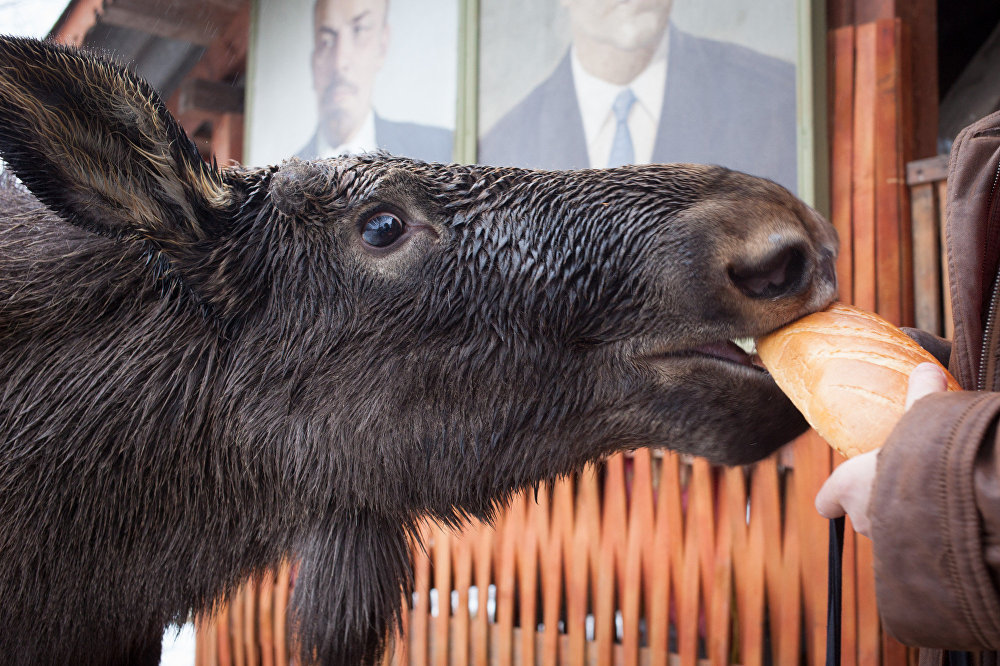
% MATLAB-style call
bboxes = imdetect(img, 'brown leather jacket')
[873,110,1000,664]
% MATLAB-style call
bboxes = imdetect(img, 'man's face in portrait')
[561,0,673,53]
[311,0,390,146]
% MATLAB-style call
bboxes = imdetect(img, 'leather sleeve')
[871,391,1000,650]
[901,327,953,368]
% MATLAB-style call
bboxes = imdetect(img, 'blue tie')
[607,88,637,167]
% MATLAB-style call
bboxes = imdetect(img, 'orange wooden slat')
[897,20,916,329]
[760,457,786,666]
[664,454,686,665]
[609,455,631,596]
[830,26,856,303]
[411,521,433,666]
[856,537,881,664]
[832,459,859,666]
[638,456,660,626]
[596,455,629,666]
[647,454,675,666]
[273,562,290,666]
[567,467,600,665]
[882,632,910,665]
[874,19,904,325]
[677,495,701,666]
[852,22,878,313]
[495,496,522,665]
[258,572,275,666]
[517,491,539,665]
[231,587,246,666]
[246,584,259,666]
[539,479,573,663]
[774,461,803,665]
[472,521,494,666]
[793,432,833,666]
[724,466,748,665]
[216,604,232,666]
[623,451,656,666]
[706,468,732,666]
[690,460,716,620]
[452,526,474,666]
[433,524,452,666]
[196,615,217,666]
[390,581,410,666]
[733,463,765,666]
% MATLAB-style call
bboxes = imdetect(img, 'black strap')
[947,650,974,665]
[826,516,845,666]
[826,516,975,666]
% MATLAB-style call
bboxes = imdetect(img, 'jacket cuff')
[871,391,1000,649]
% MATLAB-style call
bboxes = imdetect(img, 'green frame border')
[798,0,829,214]
[454,0,480,164]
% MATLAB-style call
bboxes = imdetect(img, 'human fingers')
[815,448,880,537]
[904,362,948,411]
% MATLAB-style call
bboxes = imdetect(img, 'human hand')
[814,362,949,536]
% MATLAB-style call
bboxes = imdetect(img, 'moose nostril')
[728,245,808,299]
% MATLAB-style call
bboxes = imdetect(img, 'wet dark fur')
[0,37,837,664]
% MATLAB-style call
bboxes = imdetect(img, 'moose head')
[0,37,836,664]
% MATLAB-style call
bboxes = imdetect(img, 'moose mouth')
[659,337,766,372]
[692,337,765,369]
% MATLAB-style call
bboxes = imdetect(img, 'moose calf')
[0,37,837,664]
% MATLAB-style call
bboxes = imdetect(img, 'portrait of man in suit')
[297,0,453,162]
[478,0,798,193]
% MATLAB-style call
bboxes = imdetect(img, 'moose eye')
[361,213,405,248]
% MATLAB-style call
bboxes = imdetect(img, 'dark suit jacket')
[296,114,453,163]
[478,24,797,192]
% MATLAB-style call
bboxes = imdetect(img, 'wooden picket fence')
[193,17,931,666]
[196,443,837,666]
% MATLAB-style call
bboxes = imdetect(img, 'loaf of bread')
[756,303,961,458]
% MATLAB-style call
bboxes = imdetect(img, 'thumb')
[905,362,948,411]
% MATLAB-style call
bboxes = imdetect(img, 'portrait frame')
[245,0,460,167]
[244,0,827,215]
[469,0,827,211]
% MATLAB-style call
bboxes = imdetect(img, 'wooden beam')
[99,7,215,47]
[50,0,105,46]
[854,0,896,23]
[895,0,938,160]
[165,2,250,163]
[906,155,949,185]
[172,1,250,81]
[179,78,245,115]
[827,0,854,30]
[99,0,240,47]
[940,20,1000,145]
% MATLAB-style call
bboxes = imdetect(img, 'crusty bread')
[756,303,961,458]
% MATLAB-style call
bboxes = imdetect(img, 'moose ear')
[0,37,233,246]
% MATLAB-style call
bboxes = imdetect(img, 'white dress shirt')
[315,109,379,158]
[570,35,668,168]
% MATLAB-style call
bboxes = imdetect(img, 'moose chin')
[0,36,837,665]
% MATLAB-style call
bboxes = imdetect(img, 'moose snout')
[722,210,838,321]
[728,239,809,299]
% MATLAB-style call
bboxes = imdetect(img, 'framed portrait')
[476,0,825,202]
[246,0,459,166]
